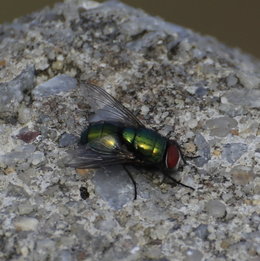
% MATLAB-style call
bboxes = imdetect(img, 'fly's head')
[164,140,184,171]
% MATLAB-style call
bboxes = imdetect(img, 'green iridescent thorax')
[80,122,119,144]
[122,127,167,163]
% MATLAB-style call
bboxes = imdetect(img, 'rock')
[222,143,248,164]
[32,75,77,99]
[205,200,226,218]
[0,0,259,260]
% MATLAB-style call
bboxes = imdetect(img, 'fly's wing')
[65,135,142,169]
[81,83,144,128]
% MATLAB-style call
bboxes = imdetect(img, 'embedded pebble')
[16,130,41,143]
[0,65,35,117]
[6,183,29,198]
[18,106,32,124]
[194,224,209,240]
[31,151,45,166]
[226,74,238,87]
[59,133,78,147]
[18,202,34,215]
[185,249,203,261]
[206,116,238,137]
[222,143,248,163]
[141,105,150,115]
[32,75,77,98]
[194,133,211,167]
[205,200,226,218]
[0,144,36,166]
[222,89,260,108]
[93,165,134,209]
[238,71,260,89]
[14,217,39,231]
[230,166,254,185]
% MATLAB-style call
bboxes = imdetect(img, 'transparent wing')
[81,83,144,128]
[65,135,141,169]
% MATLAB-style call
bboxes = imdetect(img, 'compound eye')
[166,144,180,169]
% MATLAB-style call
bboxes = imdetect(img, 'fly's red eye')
[166,144,180,169]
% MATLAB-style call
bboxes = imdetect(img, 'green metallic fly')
[66,83,194,199]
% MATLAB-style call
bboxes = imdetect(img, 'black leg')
[123,165,137,200]
[163,171,195,191]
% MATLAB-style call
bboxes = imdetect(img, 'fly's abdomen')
[122,127,167,164]
[80,122,119,144]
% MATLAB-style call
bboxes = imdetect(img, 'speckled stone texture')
[0,1,259,260]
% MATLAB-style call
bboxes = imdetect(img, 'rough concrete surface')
[0,0,259,260]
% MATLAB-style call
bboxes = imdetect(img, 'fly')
[66,83,195,199]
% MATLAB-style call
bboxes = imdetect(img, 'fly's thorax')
[80,122,120,144]
[165,142,181,170]
[122,127,167,164]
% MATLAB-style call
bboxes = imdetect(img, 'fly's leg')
[123,165,137,200]
[163,171,195,191]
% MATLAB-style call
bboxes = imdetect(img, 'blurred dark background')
[1,0,259,59]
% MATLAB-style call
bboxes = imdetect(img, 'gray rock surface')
[0,1,259,260]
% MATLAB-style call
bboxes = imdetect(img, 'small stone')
[184,142,197,154]
[220,239,230,249]
[194,224,209,240]
[18,106,32,124]
[226,74,238,87]
[212,149,221,157]
[56,250,73,261]
[59,133,78,147]
[222,89,260,108]
[20,246,29,257]
[93,165,134,209]
[18,204,34,216]
[185,249,203,261]
[3,167,16,175]
[31,151,45,166]
[238,71,260,89]
[230,166,254,185]
[159,125,172,136]
[6,183,29,198]
[0,65,35,117]
[1,144,36,166]
[206,117,238,137]
[14,217,39,231]
[76,168,92,175]
[222,143,248,164]
[230,129,239,136]
[32,75,77,98]
[16,130,41,143]
[205,200,226,218]
[141,105,149,115]
[194,133,211,167]
[52,60,64,71]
